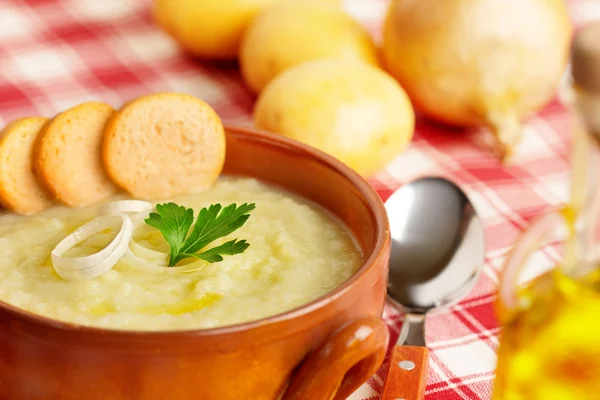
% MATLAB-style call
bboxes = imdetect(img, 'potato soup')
[0,178,362,331]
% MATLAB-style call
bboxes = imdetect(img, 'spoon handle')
[381,345,429,400]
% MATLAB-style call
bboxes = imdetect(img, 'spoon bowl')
[386,177,485,311]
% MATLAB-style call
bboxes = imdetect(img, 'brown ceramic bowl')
[0,126,391,400]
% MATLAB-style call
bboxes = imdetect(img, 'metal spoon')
[380,177,485,400]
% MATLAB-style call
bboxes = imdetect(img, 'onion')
[129,239,168,263]
[99,200,153,216]
[52,214,133,281]
[120,250,205,275]
[52,200,205,279]
[122,231,207,276]
[382,0,572,159]
[99,200,154,227]
[120,210,208,275]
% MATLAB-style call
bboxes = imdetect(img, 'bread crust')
[102,92,226,199]
[0,117,54,214]
[33,102,117,207]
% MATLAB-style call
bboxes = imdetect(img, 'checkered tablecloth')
[1,0,599,399]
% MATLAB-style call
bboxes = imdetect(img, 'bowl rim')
[0,125,390,339]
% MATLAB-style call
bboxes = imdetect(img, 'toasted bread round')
[0,117,54,214]
[102,93,226,199]
[34,102,117,207]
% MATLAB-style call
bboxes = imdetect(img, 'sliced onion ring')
[52,214,133,280]
[121,249,207,275]
[127,210,164,245]
[99,200,153,215]
[99,201,155,227]
[130,239,168,263]
[121,214,206,275]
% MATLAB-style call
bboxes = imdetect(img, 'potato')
[154,0,283,60]
[254,59,415,177]
[240,0,378,93]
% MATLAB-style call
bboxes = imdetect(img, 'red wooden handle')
[381,345,429,400]
[282,316,389,400]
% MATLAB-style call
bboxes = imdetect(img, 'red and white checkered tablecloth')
[1,0,599,399]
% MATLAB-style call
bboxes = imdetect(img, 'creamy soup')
[0,178,362,331]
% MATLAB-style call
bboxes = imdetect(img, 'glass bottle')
[492,21,600,400]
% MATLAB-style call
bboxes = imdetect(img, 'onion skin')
[382,0,573,159]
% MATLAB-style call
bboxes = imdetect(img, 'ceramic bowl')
[0,126,391,400]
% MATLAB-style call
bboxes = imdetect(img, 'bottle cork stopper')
[572,21,600,94]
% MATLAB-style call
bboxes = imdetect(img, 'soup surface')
[0,178,362,330]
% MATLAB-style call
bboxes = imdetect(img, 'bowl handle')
[282,316,390,400]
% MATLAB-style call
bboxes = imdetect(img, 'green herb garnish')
[145,202,256,267]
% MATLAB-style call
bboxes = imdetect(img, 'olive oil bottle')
[493,22,600,400]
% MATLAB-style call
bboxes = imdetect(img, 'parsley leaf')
[145,202,255,267]
[145,203,194,266]
[181,239,250,263]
